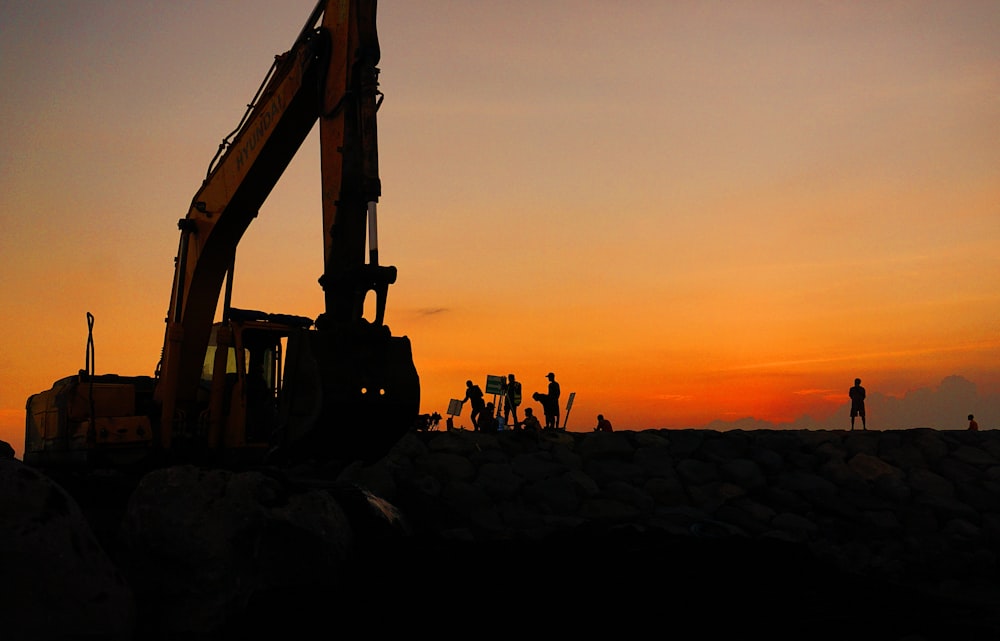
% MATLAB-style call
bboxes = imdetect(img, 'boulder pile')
[344,428,1000,602]
[4,427,1000,640]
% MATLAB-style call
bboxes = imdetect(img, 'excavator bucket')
[276,323,419,464]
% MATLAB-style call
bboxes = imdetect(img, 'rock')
[120,465,356,639]
[0,458,134,641]
[357,428,1000,613]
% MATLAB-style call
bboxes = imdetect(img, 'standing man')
[545,372,561,430]
[849,378,866,431]
[503,373,522,428]
[461,379,485,431]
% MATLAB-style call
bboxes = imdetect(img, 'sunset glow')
[2,1,998,458]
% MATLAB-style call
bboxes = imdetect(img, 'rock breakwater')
[6,428,1000,640]
[344,428,1000,603]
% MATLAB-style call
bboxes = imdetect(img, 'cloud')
[415,307,448,316]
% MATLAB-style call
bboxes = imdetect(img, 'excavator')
[24,0,419,469]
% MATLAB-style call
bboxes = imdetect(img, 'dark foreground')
[228,528,1000,641]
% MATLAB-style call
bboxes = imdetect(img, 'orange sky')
[2,1,999,458]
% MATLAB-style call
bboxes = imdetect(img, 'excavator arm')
[319,0,394,325]
[156,0,418,462]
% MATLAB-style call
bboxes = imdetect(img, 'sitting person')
[594,414,613,432]
[521,407,542,431]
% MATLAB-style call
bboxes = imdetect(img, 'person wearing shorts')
[849,378,866,430]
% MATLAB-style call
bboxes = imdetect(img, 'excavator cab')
[192,310,313,461]
[189,307,419,467]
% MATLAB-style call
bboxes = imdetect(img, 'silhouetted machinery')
[24,0,419,469]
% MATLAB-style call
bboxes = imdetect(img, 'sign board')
[447,398,463,416]
[485,374,505,396]
[561,391,576,430]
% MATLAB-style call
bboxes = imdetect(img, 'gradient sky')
[2,1,999,458]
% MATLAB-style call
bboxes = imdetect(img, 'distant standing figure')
[521,407,542,431]
[503,373,522,427]
[545,372,561,430]
[968,414,979,431]
[594,414,613,432]
[461,380,486,431]
[849,378,866,431]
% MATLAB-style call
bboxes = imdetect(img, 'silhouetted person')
[968,414,979,431]
[502,373,522,428]
[461,380,486,430]
[849,378,866,430]
[478,402,497,432]
[533,391,555,430]
[545,372,561,430]
[594,414,613,432]
[521,407,542,431]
